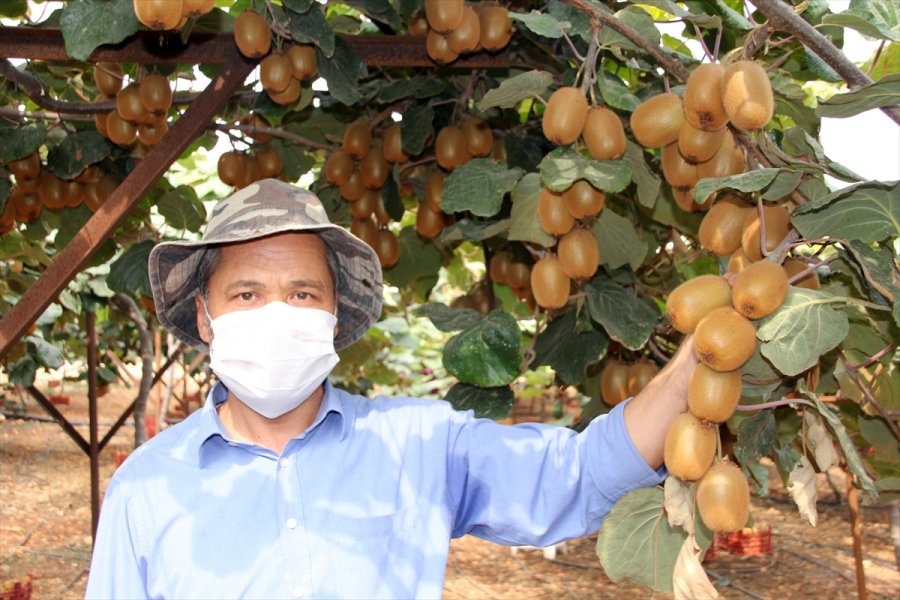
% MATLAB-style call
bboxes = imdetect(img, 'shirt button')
[286,518,298,529]
[279,457,290,469]
[292,585,306,598]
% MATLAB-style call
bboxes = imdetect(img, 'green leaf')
[443,310,522,387]
[156,186,207,233]
[791,180,899,243]
[387,227,443,298]
[625,142,661,209]
[540,149,633,194]
[798,383,879,502]
[597,487,686,594]
[477,70,553,111]
[757,288,850,377]
[773,440,801,484]
[693,169,780,204]
[803,46,843,82]
[9,355,37,387]
[0,123,47,164]
[25,335,64,369]
[400,101,434,157]
[290,4,335,56]
[734,411,777,468]
[533,309,608,385]
[712,0,753,30]
[841,241,897,306]
[441,159,524,218]
[0,0,27,18]
[416,303,483,332]
[597,6,660,51]
[584,278,658,350]
[47,130,112,180]
[106,240,154,298]
[592,209,649,271]
[823,6,899,42]
[445,383,515,420]
[508,172,556,247]
[340,0,401,30]
[438,218,509,243]
[59,0,140,61]
[273,140,316,181]
[379,78,451,103]
[509,10,568,38]
[598,72,641,112]
[547,0,593,41]
[315,38,366,105]
[760,170,804,201]
[382,176,404,222]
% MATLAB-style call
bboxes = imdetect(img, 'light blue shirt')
[86,380,664,599]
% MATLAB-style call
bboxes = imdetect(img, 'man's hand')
[623,337,697,469]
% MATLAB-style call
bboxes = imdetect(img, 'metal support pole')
[86,311,100,544]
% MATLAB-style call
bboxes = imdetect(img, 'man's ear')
[195,294,211,344]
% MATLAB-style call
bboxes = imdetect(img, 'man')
[86,178,695,599]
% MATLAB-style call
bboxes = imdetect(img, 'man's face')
[196,232,337,344]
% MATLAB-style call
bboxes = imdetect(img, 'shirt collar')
[197,379,349,466]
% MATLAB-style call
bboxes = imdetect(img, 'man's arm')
[623,336,696,469]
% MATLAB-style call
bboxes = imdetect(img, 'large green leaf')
[0,0,27,18]
[508,173,556,247]
[734,411,777,469]
[439,218,509,243]
[509,10,569,38]
[533,309,608,385]
[822,1,899,42]
[599,72,640,112]
[47,130,112,180]
[477,70,554,111]
[416,303,483,332]
[625,142,661,209]
[441,159,524,218]
[156,186,207,233]
[712,0,753,30]
[106,240,154,297]
[540,149,633,193]
[25,335,64,369]
[9,355,37,387]
[817,73,900,117]
[791,180,899,243]
[400,101,434,157]
[387,227,442,298]
[443,310,522,387]
[0,123,47,164]
[546,0,593,41]
[693,169,780,204]
[59,0,140,61]
[445,383,515,420]
[290,4,335,57]
[757,288,850,377]
[584,278,658,350]
[315,38,367,105]
[597,6,660,51]
[378,78,451,103]
[591,210,649,271]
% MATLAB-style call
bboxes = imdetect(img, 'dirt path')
[1,386,897,599]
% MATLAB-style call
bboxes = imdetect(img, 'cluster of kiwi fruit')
[600,358,659,406]
[133,0,215,31]
[1,154,120,233]
[630,60,773,212]
[93,65,173,148]
[217,147,285,190]
[542,87,627,161]
[487,249,538,311]
[416,0,514,64]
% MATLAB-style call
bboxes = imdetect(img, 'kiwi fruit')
[255,147,283,179]
[783,258,820,290]
[722,61,774,131]
[425,171,445,212]
[139,72,174,114]
[693,307,757,371]
[582,106,626,160]
[9,153,40,180]
[260,52,294,94]
[661,143,699,188]
[732,259,789,319]
[601,359,631,406]
[663,412,717,481]
[489,250,513,285]
[677,120,727,165]
[360,146,389,189]
[531,256,571,309]
[630,93,684,148]
[93,62,123,96]
[506,261,532,291]
[558,228,600,279]
[683,63,729,131]
[727,247,751,273]
[741,204,791,261]
[696,460,751,532]
[666,274,732,334]
[116,83,149,124]
[447,6,481,54]
[340,171,366,203]
[324,151,353,186]
[538,187,574,236]
[698,195,753,256]
[426,30,459,65]
[562,179,605,219]
[425,0,464,33]
[375,230,400,268]
[673,186,712,213]
[688,364,742,423]
[383,123,409,164]
[234,10,271,58]
[461,116,493,157]
[627,359,659,396]
[286,44,317,80]
[416,202,444,238]
[105,110,138,146]
[137,121,168,146]
[350,217,379,248]
[84,174,118,213]
[408,12,430,36]
[435,125,471,170]
[134,0,182,30]
[238,113,273,143]
[267,78,301,106]
[697,129,745,180]
[343,121,372,161]
[182,0,214,18]
[542,87,589,146]
[38,172,65,209]
[478,4,513,51]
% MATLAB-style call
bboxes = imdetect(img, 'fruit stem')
[560,31,586,63]
[734,397,814,411]
[785,256,833,285]
[690,22,716,63]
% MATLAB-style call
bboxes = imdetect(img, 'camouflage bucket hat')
[148,179,383,352]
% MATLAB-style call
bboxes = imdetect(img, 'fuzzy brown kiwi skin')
[630,93,684,148]
[542,87,589,145]
[696,459,751,533]
[666,274,733,334]
[663,412,717,482]
[688,364,742,423]
[693,306,757,372]
[731,259,789,319]
[722,61,774,131]
[741,204,791,262]
[698,195,753,256]
[683,63,729,132]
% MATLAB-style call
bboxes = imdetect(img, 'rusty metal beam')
[24,385,91,454]
[0,26,510,68]
[87,310,101,542]
[0,46,255,358]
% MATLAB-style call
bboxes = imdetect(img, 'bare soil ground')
[1,383,897,600]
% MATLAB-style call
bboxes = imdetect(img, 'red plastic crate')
[0,574,33,600]
[704,526,772,561]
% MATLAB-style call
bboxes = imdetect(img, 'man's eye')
[295,292,309,300]
[239,292,254,301]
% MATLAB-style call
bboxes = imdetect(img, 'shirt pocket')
[325,505,417,539]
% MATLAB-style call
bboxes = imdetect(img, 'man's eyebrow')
[223,279,265,293]
[288,279,327,292]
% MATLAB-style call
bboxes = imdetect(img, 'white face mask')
[206,302,340,419]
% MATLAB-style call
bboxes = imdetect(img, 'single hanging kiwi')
[741,204,791,261]
[600,359,631,406]
[677,120,727,164]
[426,30,459,65]
[93,62,123,96]
[727,247,752,273]
[343,121,372,161]
[697,129,745,180]
[478,3,514,51]
[350,216,379,248]
[693,307,757,372]
[663,412,717,481]
[416,202,444,238]
[255,147,283,179]
[731,259,789,319]
[666,274,732,334]
[139,73,173,115]
[722,61,774,130]
[286,44,317,80]
[435,126,471,170]
[267,77,300,106]
[424,0,464,33]
[661,143,699,188]
[134,0,182,30]
[698,194,753,256]
[447,6,481,54]
[696,460,751,532]
[627,359,659,396]
[461,116,493,157]
[557,228,600,279]
[383,123,409,164]
[688,364,742,423]
[375,230,400,268]
[582,106,626,160]
[360,146,389,190]
[542,87,589,145]
[260,52,294,94]
[234,10,271,58]
[538,187,574,235]
[489,250,513,285]
[425,172,445,212]
[630,93,684,148]
[562,179,605,219]
[683,63,729,131]
[531,256,571,309]
[340,171,366,203]
[324,151,353,186]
